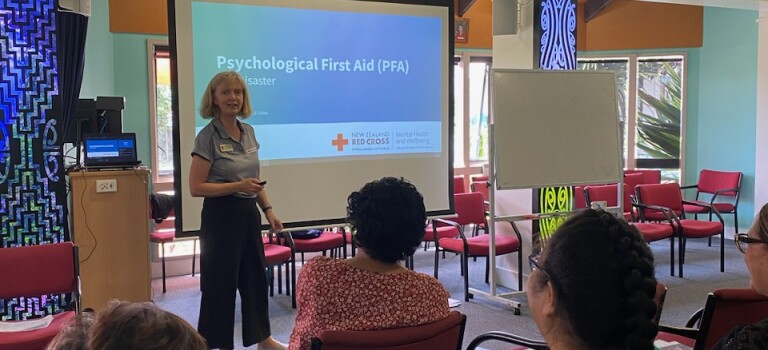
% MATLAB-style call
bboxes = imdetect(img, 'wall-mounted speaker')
[493,0,519,35]
[58,0,91,16]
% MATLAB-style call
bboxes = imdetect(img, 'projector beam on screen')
[169,0,454,235]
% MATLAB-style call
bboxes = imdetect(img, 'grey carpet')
[152,237,750,349]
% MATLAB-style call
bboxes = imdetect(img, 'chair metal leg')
[463,253,470,302]
[160,242,167,293]
[720,232,725,272]
[679,236,685,278]
[484,257,489,284]
[277,264,283,294]
[284,262,291,296]
[734,213,739,236]
[518,249,523,291]
[669,236,675,277]
[434,247,440,278]
[192,239,197,277]
[267,267,275,296]
[291,258,297,308]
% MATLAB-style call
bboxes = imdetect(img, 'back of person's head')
[536,209,658,350]
[347,177,426,263]
[46,312,95,350]
[756,203,768,241]
[87,301,206,350]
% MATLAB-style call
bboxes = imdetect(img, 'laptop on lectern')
[82,133,142,169]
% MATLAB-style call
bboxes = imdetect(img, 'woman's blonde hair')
[199,71,252,119]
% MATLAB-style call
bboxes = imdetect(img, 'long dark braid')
[541,209,658,350]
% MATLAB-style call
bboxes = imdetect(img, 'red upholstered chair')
[310,310,466,350]
[624,169,662,184]
[573,186,588,210]
[681,169,742,232]
[290,228,347,264]
[433,192,523,301]
[149,208,176,293]
[466,332,548,350]
[585,184,676,275]
[635,183,725,277]
[470,174,488,182]
[453,175,467,194]
[470,178,490,203]
[263,232,296,308]
[0,242,80,350]
[658,288,768,350]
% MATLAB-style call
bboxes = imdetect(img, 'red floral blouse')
[288,256,451,350]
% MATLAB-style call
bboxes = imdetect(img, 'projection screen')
[169,0,454,234]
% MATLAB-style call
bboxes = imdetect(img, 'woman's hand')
[239,178,265,196]
[265,210,283,233]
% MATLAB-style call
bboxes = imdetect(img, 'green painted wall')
[81,0,114,97]
[692,7,758,230]
[579,7,758,232]
[80,0,164,177]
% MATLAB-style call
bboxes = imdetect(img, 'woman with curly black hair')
[287,177,450,350]
[527,209,659,350]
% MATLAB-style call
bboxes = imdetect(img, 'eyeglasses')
[735,233,768,254]
[528,254,554,284]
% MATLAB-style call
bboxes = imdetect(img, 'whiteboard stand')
[469,69,624,312]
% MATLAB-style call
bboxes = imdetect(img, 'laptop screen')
[83,133,140,168]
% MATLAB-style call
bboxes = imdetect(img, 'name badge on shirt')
[246,147,258,154]
[219,144,234,152]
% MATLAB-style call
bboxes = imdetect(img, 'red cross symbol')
[331,133,349,151]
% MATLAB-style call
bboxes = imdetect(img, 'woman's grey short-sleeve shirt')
[191,118,260,198]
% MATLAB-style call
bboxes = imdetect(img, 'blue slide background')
[191,2,444,161]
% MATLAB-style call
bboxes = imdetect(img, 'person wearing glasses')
[713,203,768,349]
[527,209,658,350]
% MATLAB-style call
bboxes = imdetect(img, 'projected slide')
[191,3,443,161]
[172,0,451,232]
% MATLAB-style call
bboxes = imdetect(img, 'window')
[148,40,197,262]
[578,55,685,182]
[148,40,174,192]
[453,52,492,178]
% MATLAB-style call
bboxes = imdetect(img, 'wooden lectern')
[69,169,151,311]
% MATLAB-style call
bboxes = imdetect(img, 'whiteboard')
[492,69,622,190]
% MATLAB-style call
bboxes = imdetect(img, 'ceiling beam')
[584,0,614,22]
[632,0,764,10]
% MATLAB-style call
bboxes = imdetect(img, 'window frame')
[147,39,174,193]
[577,52,688,181]
[453,50,492,180]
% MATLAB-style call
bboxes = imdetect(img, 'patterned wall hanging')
[1,0,70,321]
[533,0,577,247]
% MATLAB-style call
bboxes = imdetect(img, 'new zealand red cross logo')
[331,133,349,151]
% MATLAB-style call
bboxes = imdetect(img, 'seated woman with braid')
[527,209,659,350]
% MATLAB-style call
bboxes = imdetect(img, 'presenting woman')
[189,71,285,350]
